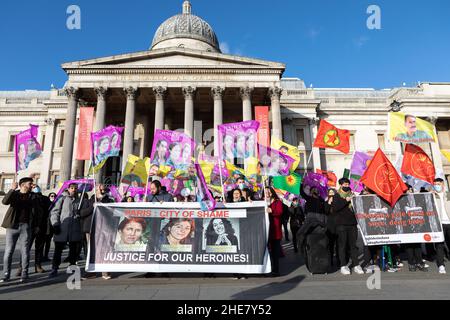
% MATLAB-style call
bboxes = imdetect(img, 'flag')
[350,151,373,177]
[271,138,301,172]
[91,125,124,173]
[194,164,216,211]
[76,107,94,160]
[316,169,337,187]
[401,144,435,185]
[15,124,42,172]
[272,172,302,195]
[389,112,437,143]
[255,106,270,147]
[441,150,450,163]
[360,148,408,207]
[313,120,350,154]
[303,172,328,199]
[121,154,149,188]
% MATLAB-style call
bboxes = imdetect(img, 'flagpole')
[304,151,313,175]
[217,158,226,202]
[143,159,150,202]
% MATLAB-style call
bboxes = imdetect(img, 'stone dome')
[150,1,221,52]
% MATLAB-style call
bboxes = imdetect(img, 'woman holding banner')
[266,187,283,277]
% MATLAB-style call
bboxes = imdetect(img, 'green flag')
[272,172,302,195]
[343,168,351,179]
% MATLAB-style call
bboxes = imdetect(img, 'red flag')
[316,169,337,187]
[313,120,350,154]
[360,148,408,207]
[255,106,270,147]
[401,144,435,185]
[76,107,95,160]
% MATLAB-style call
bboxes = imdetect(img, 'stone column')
[94,86,108,131]
[212,86,225,157]
[41,117,56,190]
[153,87,167,131]
[240,86,253,122]
[93,87,108,182]
[269,87,283,141]
[183,86,196,137]
[122,87,139,170]
[60,87,79,182]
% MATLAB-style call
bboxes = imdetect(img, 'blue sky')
[0,0,449,90]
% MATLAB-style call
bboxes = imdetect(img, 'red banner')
[255,106,270,147]
[76,107,95,160]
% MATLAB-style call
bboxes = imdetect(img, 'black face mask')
[342,187,351,192]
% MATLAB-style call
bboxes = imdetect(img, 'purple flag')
[350,178,364,193]
[15,124,42,172]
[150,130,195,170]
[258,145,295,176]
[303,173,328,200]
[217,120,260,163]
[91,125,124,169]
[194,164,216,211]
[108,185,123,203]
[350,151,373,178]
[53,179,95,206]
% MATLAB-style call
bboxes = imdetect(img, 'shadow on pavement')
[230,275,306,300]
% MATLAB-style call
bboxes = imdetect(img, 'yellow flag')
[121,154,148,187]
[441,150,450,163]
[389,112,437,143]
[244,157,259,177]
[271,138,301,171]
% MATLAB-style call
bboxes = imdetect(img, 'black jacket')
[331,193,357,226]
[300,186,326,215]
[1,190,48,234]
[288,205,305,230]
[80,194,114,234]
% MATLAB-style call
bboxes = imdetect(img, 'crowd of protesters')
[1,173,449,283]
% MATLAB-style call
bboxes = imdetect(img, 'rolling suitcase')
[304,226,330,274]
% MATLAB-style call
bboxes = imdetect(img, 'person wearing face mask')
[15,184,52,276]
[1,178,48,283]
[79,184,114,280]
[289,197,305,253]
[332,178,364,275]
[432,178,450,274]
[300,184,326,219]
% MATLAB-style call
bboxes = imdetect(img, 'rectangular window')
[1,178,13,192]
[296,129,305,148]
[41,134,46,151]
[350,133,356,151]
[8,135,15,152]
[58,130,65,147]
[53,174,60,189]
[377,134,386,150]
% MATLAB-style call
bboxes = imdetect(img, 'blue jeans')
[2,223,31,279]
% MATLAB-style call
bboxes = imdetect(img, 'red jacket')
[268,199,283,240]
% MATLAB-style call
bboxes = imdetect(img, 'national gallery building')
[1,1,450,192]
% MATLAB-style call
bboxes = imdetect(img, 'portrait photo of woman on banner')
[15,124,42,173]
[91,125,124,171]
[114,217,149,252]
[157,218,195,253]
[203,218,239,253]
[258,145,295,177]
[218,120,260,166]
[150,130,195,172]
